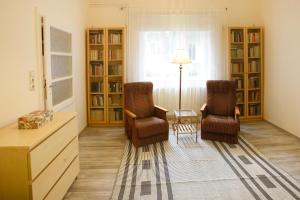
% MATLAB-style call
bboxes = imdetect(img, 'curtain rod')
[88,2,229,12]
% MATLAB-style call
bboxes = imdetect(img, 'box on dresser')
[18,110,53,129]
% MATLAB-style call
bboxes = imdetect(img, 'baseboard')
[264,119,299,139]
[78,125,87,136]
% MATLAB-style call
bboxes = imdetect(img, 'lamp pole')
[179,64,182,110]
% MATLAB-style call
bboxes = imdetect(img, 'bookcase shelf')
[86,28,125,126]
[228,27,264,120]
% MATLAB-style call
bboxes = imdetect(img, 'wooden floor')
[64,127,127,200]
[64,121,300,200]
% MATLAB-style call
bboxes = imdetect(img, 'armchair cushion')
[206,80,236,116]
[135,117,169,139]
[202,114,239,135]
[124,82,154,118]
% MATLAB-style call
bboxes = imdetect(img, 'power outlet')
[29,71,35,91]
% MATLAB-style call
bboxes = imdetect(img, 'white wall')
[86,0,262,27]
[0,0,87,131]
[262,0,300,137]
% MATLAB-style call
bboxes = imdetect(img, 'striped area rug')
[111,134,300,200]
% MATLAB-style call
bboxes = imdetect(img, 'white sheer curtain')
[127,9,226,114]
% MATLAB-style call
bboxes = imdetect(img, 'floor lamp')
[172,49,191,110]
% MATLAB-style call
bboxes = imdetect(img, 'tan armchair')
[200,80,240,144]
[124,82,169,147]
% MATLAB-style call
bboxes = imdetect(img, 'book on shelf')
[249,91,260,101]
[91,63,103,76]
[110,108,123,121]
[109,33,122,44]
[248,32,260,43]
[249,104,261,116]
[108,95,122,106]
[236,92,244,103]
[90,109,104,121]
[90,49,103,61]
[231,31,243,43]
[108,48,122,60]
[91,81,103,93]
[248,77,260,89]
[231,47,244,59]
[249,60,259,73]
[248,46,260,58]
[232,77,243,89]
[231,63,243,73]
[92,95,104,106]
[89,32,103,44]
[109,82,123,93]
[108,64,122,75]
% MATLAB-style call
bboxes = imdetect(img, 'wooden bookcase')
[86,28,125,126]
[228,27,264,120]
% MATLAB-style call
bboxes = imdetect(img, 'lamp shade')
[171,49,192,64]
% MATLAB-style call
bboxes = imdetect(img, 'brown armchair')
[200,80,240,144]
[124,82,169,147]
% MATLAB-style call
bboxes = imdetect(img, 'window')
[141,31,211,89]
[127,10,224,112]
[49,26,73,111]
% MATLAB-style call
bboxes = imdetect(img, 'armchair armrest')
[124,109,137,139]
[125,109,137,119]
[235,106,240,120]
[154,105,168,120]
[200,103,208,118]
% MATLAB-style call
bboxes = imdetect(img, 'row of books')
[248,33,260,43]
[231,62,260,74]
[248,46,260,58]
[91,95,104,107]
[109,82,123,92]
[231,63,244,74]
[249,77,260,88]
[90,49,103,61]
[249,91,260,102]
[90,108,124,121]
[249,105,261,116]
[91,81,103,93]
[236,92,260,103]
[236,92,244,103]
[231,48,244,59]
[108,48,122,60]
[232,77,244,89]
[109,108,123,121]
[108,95,122,106]
[89,33,103,44]
[109,33,122,44]
[108,64,122,75]
[90,109,104,121]
[249,61,260,73]
[231,31,243,43]
[91,64,103,76]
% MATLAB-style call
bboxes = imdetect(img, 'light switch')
[29,71,35,91]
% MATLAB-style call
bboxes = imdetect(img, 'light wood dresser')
[0,112,79,200]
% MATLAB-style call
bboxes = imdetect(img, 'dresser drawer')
[30,117,77,179]
[44,156,80,200]
[31,138,79,200]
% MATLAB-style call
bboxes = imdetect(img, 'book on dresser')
[86,28,125,126]
[228,27,264,120]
